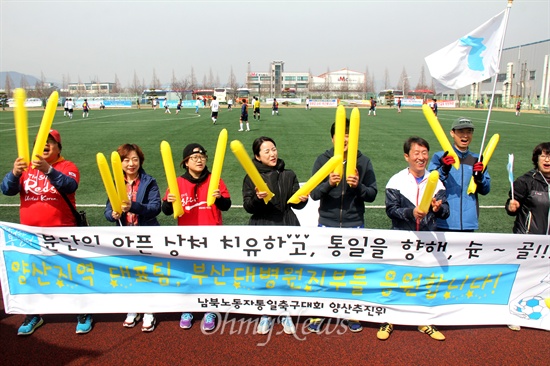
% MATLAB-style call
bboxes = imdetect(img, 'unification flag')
[425,10,507,90]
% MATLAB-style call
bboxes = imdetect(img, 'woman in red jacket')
[162,143,231,332]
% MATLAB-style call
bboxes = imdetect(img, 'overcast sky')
[1,0,548,90]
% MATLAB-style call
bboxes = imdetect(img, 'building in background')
[68,82,115,95]
[246,61,365,99]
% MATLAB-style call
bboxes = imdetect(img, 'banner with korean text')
[0,222,548,330]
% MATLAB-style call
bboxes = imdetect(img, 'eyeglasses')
[46,139,57,145]
[539,155,550,161]
[189,154,207,162]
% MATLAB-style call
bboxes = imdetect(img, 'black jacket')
[310,148,377,227]
[505,169,550,235]
[242,158,307,226]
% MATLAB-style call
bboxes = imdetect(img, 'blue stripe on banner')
[3,252,518,306]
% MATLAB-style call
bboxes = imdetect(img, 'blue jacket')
[428,146,490,231]
[104,169,161,226]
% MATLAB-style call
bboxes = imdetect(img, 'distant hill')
[0,71,41,90]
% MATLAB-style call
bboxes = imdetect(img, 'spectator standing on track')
[104,143,161,332]
[241,136,308,336]
[308,118,378,334]
[162,143,231,333]
[428,117,491,232]
[379,136,449,341]
[1,130,93,336]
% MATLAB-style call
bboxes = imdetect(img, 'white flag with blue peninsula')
[425,10,507,90]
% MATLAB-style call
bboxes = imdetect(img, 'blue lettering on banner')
[3,251,518,306]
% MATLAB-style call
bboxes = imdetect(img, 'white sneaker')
[281,316,296,334]
[123,313,141,328]
[141,313,156,332]
[257,315,273,335]
[238,129,243,131]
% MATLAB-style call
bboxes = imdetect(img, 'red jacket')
[16,159,79,226]
[163,174,230,226]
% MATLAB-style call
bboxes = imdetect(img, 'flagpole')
[477,0,514,159]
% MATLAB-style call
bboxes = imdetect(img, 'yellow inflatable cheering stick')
[160,141,184,218]
[111,151,129,206]
[230,140,274,204]
[97,153,122,214]
[422,104,459,170]
[14,88,30,166]
[287,154,343,204]
[332,105,346,178]
[31,91,58,168]
[418,171,440,213]
[467,134,499,194]
[207,129,228,207]
[345,107,360,185]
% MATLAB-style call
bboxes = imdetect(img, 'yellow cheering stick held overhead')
[207,129,228,206]
[332,105,346,178]
[467,134,499,194]
[422,104,459,170]
[160,141,184,218]
[287,154,343,204]
[418,171,440,214]
[14,88,30,166]
[31,91,59,168]
[345,107,360,185]
[97,153,122,214]
[230,140,274,204]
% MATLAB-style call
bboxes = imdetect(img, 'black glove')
[440,151,455,175]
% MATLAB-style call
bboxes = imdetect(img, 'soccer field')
[0,105,548,232]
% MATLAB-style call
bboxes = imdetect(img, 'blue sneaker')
[180,313,193,329]
[17,315,43,336]
[257,315,273,335]
[201,313,217,331]
[307,318,324,333]
[347,319,363,333]
[76,314,93,334]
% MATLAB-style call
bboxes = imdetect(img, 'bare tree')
[206,68,215,88]
[189,67,197,90]
[113,74,122,94]
[150,69,161,90]
[324,66,331,98]
[227,66,238,91]
[384,68,390,90]
[20,75,29,90]
[415,65,429,90]
[202,75,208,89]
[398,67,410,95]
[129,70,142,96]
[4,73,13,96]
[215,73,220,88]
[171,69,190,99]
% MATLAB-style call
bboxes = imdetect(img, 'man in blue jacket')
[428,117,491,231]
